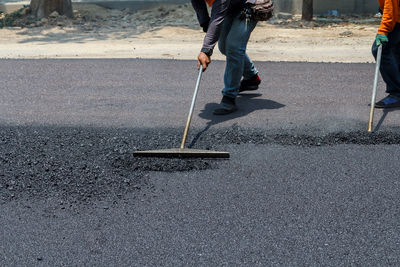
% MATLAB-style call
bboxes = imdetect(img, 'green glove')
[376,34,389,46]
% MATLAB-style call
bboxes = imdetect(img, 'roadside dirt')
[0,3,380,62]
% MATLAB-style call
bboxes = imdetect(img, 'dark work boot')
[213,96,237,115]
[239,73,261,93]
[375,94,400,108]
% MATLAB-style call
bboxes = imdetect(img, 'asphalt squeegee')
[134,66,230,159]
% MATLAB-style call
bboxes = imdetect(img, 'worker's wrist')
[201,48,213,57]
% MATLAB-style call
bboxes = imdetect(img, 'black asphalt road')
[1,59,400,266]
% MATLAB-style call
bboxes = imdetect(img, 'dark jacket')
[191,0,247,56]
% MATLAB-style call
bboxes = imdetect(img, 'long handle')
[180,66,203,149]
[368,45,383,132]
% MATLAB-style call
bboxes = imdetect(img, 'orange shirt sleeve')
[378,0,400,35]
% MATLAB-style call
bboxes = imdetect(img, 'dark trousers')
[372,23,400,96]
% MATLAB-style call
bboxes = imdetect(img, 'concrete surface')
[277,0,378,15]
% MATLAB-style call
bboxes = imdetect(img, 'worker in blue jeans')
[372,0,400,108]
[192,0,261,115]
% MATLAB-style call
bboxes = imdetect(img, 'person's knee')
[225,42,245,56]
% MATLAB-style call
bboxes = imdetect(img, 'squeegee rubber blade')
[133,148,230,159]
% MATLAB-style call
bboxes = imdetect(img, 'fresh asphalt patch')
[2,124,400,205]
[0,125,220,204]
[3,59,400,265]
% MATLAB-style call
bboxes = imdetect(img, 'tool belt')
[241,0,274,21]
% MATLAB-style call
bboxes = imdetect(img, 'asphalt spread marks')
[0,126,219,204]
[2,125,400,204]
[210,126,400,146]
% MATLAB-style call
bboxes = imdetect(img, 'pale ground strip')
[0,4,379,63]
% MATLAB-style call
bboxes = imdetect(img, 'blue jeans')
[372,23,400,96]
[218,13,258,98]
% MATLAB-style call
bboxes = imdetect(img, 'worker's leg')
[372,24,400,96]
[242,53,258,80]
[222,16,257,98]
[373,24,400,108]
[218,14,234,56]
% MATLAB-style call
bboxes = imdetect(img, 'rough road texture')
[2,125,400,204]
[1,59,400,265]
[0,126,218,203]
[1,59,398,132]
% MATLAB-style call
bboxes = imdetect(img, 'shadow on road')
[188,93,285,148]
[374,107,400,131]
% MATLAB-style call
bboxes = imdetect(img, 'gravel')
[2,124,400,204]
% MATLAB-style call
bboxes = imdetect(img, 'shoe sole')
[239,85,259,93]
[375,103,400,109]
[213,107,238,115]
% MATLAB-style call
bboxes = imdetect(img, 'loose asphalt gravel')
[1,59,400,265]
[2,125,400,204]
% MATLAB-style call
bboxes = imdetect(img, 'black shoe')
[375,94,400,108]
[213,96,237,115]
[239,73,261,93]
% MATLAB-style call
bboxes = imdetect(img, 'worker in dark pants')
[191,0,261,115]
[372,0,400,108]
